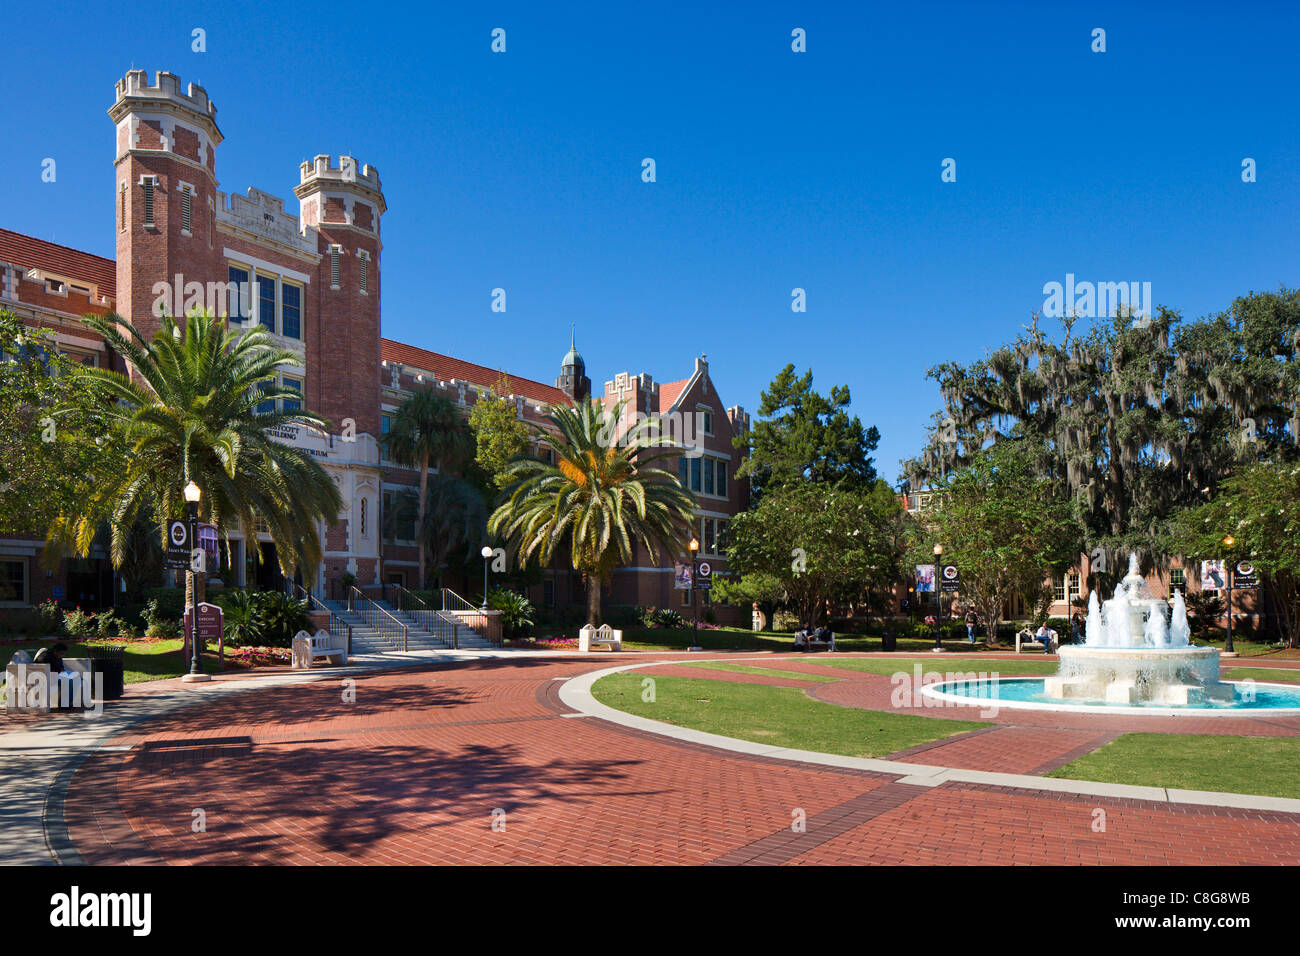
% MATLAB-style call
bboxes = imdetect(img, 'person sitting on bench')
[813,625,833,646]
[31,642,68,674]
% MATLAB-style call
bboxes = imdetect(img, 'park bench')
[1014,628,1050,654]
[291,629,348,669]
[795,629,835,653]
[578,624,622,652]
[4,651,93,712]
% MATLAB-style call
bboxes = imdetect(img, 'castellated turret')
[109,70,224,347]
[294,155,386,436]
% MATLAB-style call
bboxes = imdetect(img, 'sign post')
[184,602,225,668]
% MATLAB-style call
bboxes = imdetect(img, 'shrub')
[650,607,685,629]
[487,588,535,638]
[37,599,65,636]
[63,607,97,638]
[94,609,119,639]
[245,591,311,648]
[142,599,181,639]
[144,587,186,622]
[215,589,262,646]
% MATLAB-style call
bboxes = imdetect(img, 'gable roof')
[0,228,116,298]
[657,378,689,412]
[380,338,569,406]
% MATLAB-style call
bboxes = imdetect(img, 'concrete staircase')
[323,599,494,653]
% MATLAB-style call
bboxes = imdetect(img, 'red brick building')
[0,70,750,622]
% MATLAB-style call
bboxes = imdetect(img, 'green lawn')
[2,639,221,684]
[812,657,1061,677]
[1048,733,1300,799]
[592,672,983,758]
[583,625,1005,654]
[1225,666,1300,684]
[678,661,840,682]
[1196,636,1300,659]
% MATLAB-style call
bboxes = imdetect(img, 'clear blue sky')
[3,1,1297,484]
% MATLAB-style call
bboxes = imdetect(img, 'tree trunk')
[585,573,602,625]
[417,450,429,590]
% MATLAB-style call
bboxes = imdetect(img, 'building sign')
[694,560,712,591]
[1233,561,1258,589]
[941,564,960,593]
[183,602,224,659]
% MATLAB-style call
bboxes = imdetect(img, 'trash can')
[89,645,126,701]
[881,630,897,652]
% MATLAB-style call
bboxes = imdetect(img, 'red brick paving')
[57,654,1300,866]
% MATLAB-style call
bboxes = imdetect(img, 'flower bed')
[224,646,293,669]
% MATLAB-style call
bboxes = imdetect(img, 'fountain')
[1043,555,1234,705]
[919,551,1300,714]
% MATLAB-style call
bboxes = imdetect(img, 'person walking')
[965,607,979,643]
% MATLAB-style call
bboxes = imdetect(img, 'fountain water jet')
[1044,554,1233,705]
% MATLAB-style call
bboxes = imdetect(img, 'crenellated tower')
[294,155,385,436]
[109,70,223,346]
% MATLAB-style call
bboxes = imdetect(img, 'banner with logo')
[941,564,960,593]
[1233,560,1258,589]
[1200,559,1225,592]
[915,564,936,594]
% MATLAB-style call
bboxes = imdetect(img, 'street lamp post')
[932,543,944,652]
[688,537,701,651]
[1223,536,1236,656]
[181,480,210,683]
[480,545,493,611]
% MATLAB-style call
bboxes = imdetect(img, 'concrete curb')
[557,658,1300,815]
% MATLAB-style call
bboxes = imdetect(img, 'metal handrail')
[439,587,478,613]
[385,585,458,650]
[290,583,354,654]
[348,585,409,652]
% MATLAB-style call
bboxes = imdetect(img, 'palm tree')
[489,399,696,624]
[383,477,487,587]
[49,311,343,609]
[382,389,473,589]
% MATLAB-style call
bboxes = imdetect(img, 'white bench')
[291,629,348,668]
[1014,629,1051,654]
[4,654,94,711]
[578,624,622,652]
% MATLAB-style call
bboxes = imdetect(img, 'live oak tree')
[724,481,903,629]
[912,442,1080,640]
[0,311,119,537]
[1170,461,1300,647]
[904,290,1300,582]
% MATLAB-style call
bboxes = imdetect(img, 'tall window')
[1170,568,1185,592]
[359,252,369,294]
[0,557,27,603]
[717,460,727,497]
[281,282,301,339]
[119,184,126,231]
[228,266,250,322]
[180,186,193,233]
[360,498,368,537]
[703,457,714,495]
[256,274,276,332]
[690,457,701,492]
[281,376,302,412]
[330,249,341,288]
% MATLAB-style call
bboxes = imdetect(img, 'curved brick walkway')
[56,654,1300,865]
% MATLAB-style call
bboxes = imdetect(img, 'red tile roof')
[380,338,569,406]
[0,228,116,298]
[657,378,690,412]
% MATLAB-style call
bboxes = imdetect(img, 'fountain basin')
[918,676,1300,716]
[1047,645,1234,705]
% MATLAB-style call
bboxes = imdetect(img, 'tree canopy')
[734,364,880,500]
